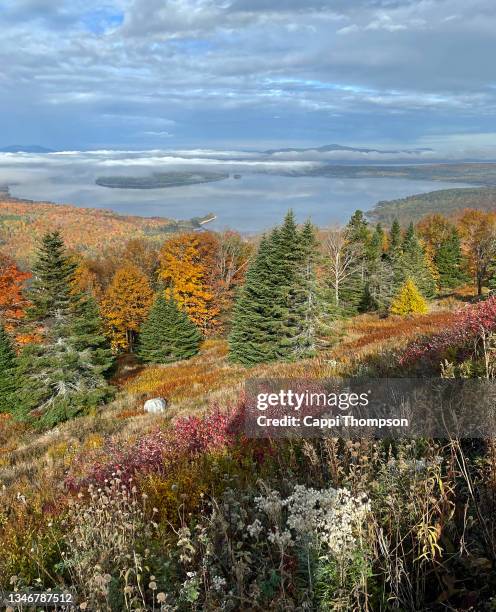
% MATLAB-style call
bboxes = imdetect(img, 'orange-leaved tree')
[210,231,252,328]
[71,256,104,300]
[101,264,154,352]
[0,253,31,341]
[457,209,496,295]
[159,232,219,333]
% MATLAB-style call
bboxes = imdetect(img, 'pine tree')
[390,279,428,316]
[0,324,16,412]
[137,294,202,364]
[16,232,114,427]
[435,227,467,289]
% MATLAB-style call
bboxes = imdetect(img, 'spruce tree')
[389,219,402,255]
[71,293,115,378]
[339,210,369,314]
[16,232,113,427]
[272,211,309,357]
[28,232,77,320]
[397,223,437,298]
[435,227,467,289]
[347,210,370,244]
[364,257,396,313]
[229,211,319,364]
[0,324,16,412]
[137,294,202,364]
[229,235,281,364]
[362,223,394,312]
[367,224,384,262]
[287,220,331,358]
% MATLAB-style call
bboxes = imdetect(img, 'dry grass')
[0,302,463,504]
[335,310,458,359]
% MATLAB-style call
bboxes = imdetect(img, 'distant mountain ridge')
[263,143,434,155]
[0,145,54,153]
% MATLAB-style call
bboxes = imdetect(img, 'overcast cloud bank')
[1,0,495,153]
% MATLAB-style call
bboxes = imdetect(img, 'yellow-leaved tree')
[101,264,154,351]
[390,278,428,316]
[158,232,219,333]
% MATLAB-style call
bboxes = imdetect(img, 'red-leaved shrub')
[399,296,496,368]
[65,406,243,491]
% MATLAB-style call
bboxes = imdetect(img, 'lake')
[1,152,470,231]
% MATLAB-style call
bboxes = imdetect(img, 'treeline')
[0,208,494,425]
[0,230,251,426]
[370,187,496,224]
[228,208,496,364]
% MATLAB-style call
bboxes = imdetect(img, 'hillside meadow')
[2,203,496,610]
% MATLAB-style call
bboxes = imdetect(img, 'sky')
[1,0,496,155]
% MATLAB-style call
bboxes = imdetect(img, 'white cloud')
[2,0,496,149]
[365,14,408,31]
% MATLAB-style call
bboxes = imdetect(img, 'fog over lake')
[0,150,471,232]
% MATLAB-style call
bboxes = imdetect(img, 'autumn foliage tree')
[71,257,103,299]
[101,264,154,351]
[0,253,31,336]
[458,209,496,295]
[209,231,252,329]
[390,279,428,316]
[159,232,219,333]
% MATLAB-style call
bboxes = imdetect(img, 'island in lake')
[96,171,229,189]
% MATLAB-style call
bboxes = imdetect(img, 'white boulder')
[144,397,167,414]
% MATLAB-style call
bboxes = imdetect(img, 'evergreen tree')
[390,279,428,316]
[367,224,384,262]
[364,257,396,313]
[0,324,16,412]
[360,222,396,312]
[230,211,324,364]
[397,223,437,298]
[389,219,402,255]
[287,220,332,358]
[16,232,113,427]
[28,232,77,321]
[137,294,202,364]
[339,210,369,314]
[435,227,467,289]
[71,293,115,378]
[229,234,281,364]
[347,210,370,244]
